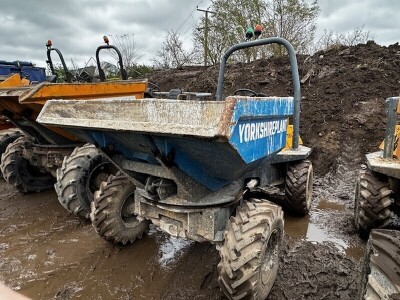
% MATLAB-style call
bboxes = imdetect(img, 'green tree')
[194,0,319,64]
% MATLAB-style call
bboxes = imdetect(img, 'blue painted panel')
[74,97,295,190]
[88,131,158,164]
[153,137,230,191]
[231,97,294,121]
[229,98,294,163]
[0,64,46,82]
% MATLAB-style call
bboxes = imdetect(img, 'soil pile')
[149,41,400,175]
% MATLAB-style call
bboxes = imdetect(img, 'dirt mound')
[149,41,400,175]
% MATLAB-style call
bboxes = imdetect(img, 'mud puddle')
[285,207,364,260]
[285,167,366,261]
[283,147,367,261]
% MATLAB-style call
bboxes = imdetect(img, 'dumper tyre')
[55,144,117,219]
[90,172,150,245]
[217,199,283,300]
[285,159,313,216]
[358,229,400,300]
[0,136,55,193]
[0,129,23,176]
[355,169,392,238]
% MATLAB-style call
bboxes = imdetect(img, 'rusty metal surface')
[366,151,400,179]
[0,80,147,104]
[273,145,312,163]
[134,192,233,242]
[0,86,32,98]
[38,96,294,139]
[19,81,147,104]
[38,98,227,137]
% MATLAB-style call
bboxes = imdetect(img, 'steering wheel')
[234,88,267,97]
[145,81,161,98]
[148,82,160,92]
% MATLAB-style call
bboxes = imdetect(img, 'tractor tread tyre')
[285,159,313,216]
[90,172,150,245]
[0,129,23,176]
[55,144,116,219]
[0,136,54,193]
[355,169,392,238]
[358,229,400,300]
[218,199,284,300]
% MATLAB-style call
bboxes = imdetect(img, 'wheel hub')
[120,193,139,227]
[260,228,279,285]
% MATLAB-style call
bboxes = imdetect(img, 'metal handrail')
[95,45,127,82]
[383,97,399,158]
[216,37,301,150]
[46,47,74,83]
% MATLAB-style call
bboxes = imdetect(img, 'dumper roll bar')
[46,45,74,83]
[383,97,399,158]
[216,37,301,150]
[95,45,128,82]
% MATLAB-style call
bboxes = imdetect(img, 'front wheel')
[218,199,284,300]
[358,229,400,299]
[354,169,392,238]
[90,172,150,245]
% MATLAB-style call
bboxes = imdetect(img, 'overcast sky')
[1,0,399,69]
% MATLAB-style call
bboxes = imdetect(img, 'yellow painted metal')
[18,80,147,104]
[0,79,147,142]
[284,124,303,150]
[0,74,30,129]
[0,74,30,88]
[379,125,400,159]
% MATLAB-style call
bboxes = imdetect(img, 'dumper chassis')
[354,97,400,299]
[0,41,146,219]
[38,37,313,299]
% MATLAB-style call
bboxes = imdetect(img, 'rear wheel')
[0,136,54,192]
[285,159,313,216]
[90,172,150,245]
[217,199,284,300]
[55,144,117,219]
[0,129,22,178]
[354,169,392,238]
[358,229,400,299]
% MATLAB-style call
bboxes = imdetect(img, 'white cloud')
[0,0,399,69]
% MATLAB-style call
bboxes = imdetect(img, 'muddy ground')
[0,169,362,300]
[3,41,400,299]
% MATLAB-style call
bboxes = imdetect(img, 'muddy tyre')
[354,169,392,238]
[285,159,313,216]
[218,199,284,300]
[358,229,400,300]
[90,172,150,245]
[55,144,116,219]
[0,136,54,192]
[0,129,23,177]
